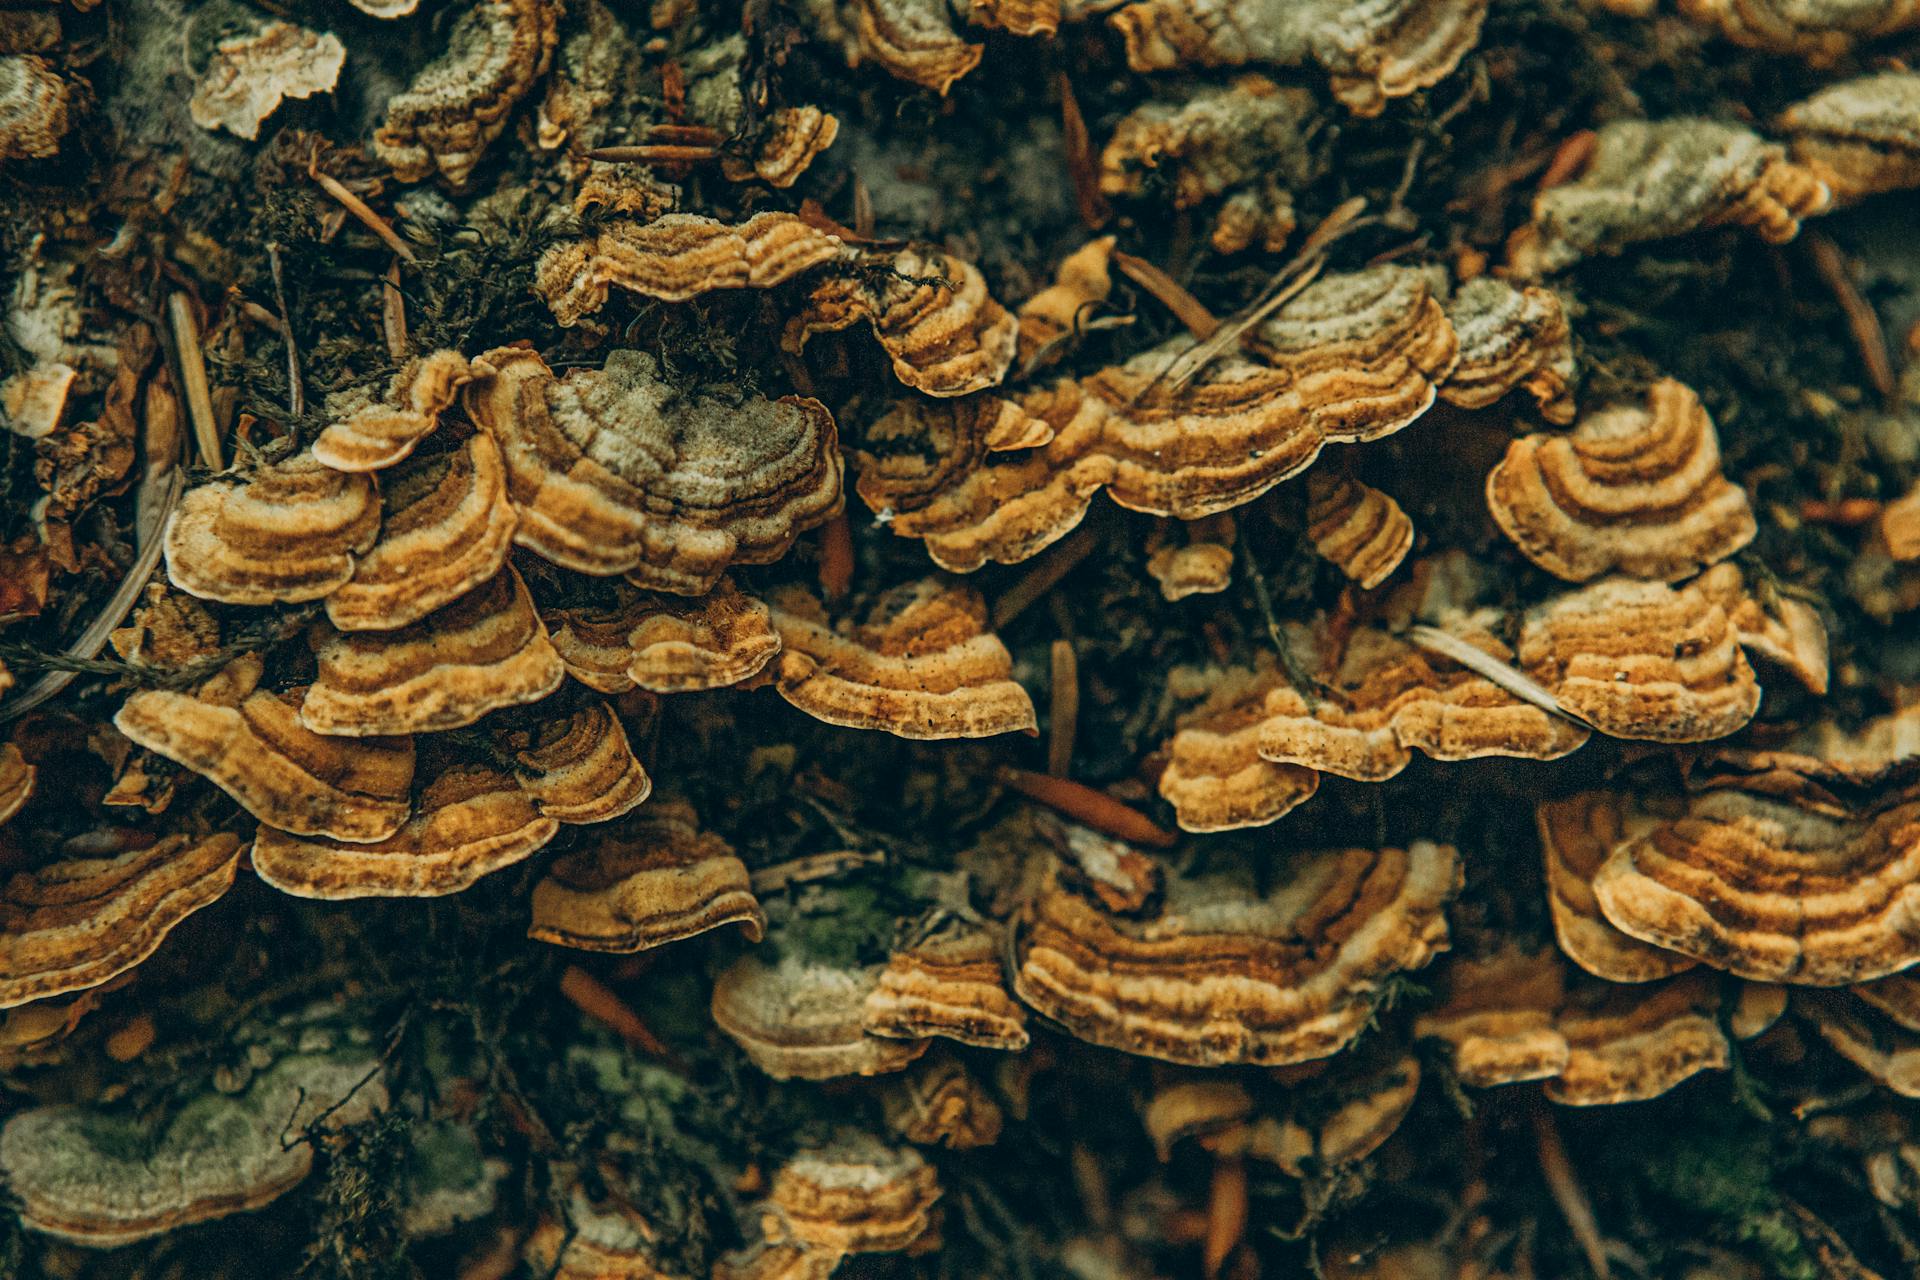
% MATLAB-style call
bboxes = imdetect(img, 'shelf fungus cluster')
[17,0,1920,1272]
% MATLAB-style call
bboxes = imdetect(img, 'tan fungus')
[163,451,379,606]
[712,951,930,1080]
[114,658,414,843]
[768,579,1037,739]
[801,0,982,94]
[1800,989,1920,1096]
[1145,514,1236,601]
[1537,790,1698,983]
[724,106,841,188]
[187,21,344,142]
[1013,843,1460,1066]
[863,920,1029,1050]
[1516,574,1761,742]
[1487,379,1756,582]
[0,55,69,160]
[1158,660,1321,833]
[0,833,243,1008]
[883,1053,1004,1148]
[784,246,1018,397]
[535,212,851,325]
[465,347,843,592]
[312,350,474,474]
[1253,619,1589,781]
[527,799,764,952]
[548,578,781,694]
[325,434,518,632]
[505,700,650,824]
[252,760,558,899]
[1513,119,1830,274]
[301,566,566,736]
[1108,0,1488,117]
[0,741,33,826]
[372,0,559,186]
[1694,561,1831,695]
[1016,236,1116,370]
[1306,471,1414,590]
[1438,277,1577,424]
[771,1131,943,1255]
[1676,0,1920,61]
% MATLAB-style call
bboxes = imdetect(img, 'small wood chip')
[1048,638,1079,778]
[1113,251,1218,340]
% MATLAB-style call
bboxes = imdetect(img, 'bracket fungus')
[465,347,842,592]
[322,433,519,633]
[252,760,557,898]
[767,579,1037,739]
[1416,949,1742,1105]
[1591,780,1920,985]
[0,833,242,1007]
[1675,0,1920,60]
[1802,990,1920,1097]
[1516,575,1761,742]
[1013,843,1460,1065]
[784,247,1018,397]
[771,1132,942,1258]
[1487,379,1756,582]
[534,212,852,324]
[1538,791,1699,984]
[163,451,379,606]
[712,950,930,1080]
[1097,77,1316,253]
[1251,620,1589,782]
[528,799,765,952]
[311,350,474,474]
[301,566,565,736]
[1438,277,1577,424]
[800,0,982,94]
[1107,0,1488,117]
[114,661,415,843]
[1512,119,1831,274]
[1694,561,1832,695]
[1145,514,1237,601]
[863,920,1029,1050]
[1306,471,1414,590]
[0,54,67,160]
[0,1036,386,1245]
[1159,661,1321,833]
[505,699,651,824]
[186,21,344,142]
[855,264,1458,571]
[1782,71,1920,202]
[1016,236,1116,369]
[547,578,782,694]
[883,1053,1005,1149]
[372,0,559,186]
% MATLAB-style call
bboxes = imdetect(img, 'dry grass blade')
[1533,1102,1613,1280]
[1805,232,1896,406]
[585,145,719,164]
[1405,624,1592,729]
[1157,200,1382,394]
[1057,71,1110,231]
[382,260,409,359]
[992,525,1101,629]
[309,163,417,264]
[167,293,222,470]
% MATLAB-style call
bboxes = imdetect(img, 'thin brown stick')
[382,260,409,359]
[818,511,855,600]
[1405,624,1591,729]
[1056,71,1111,230]
[1806,231,1896,406]
[1532,1101,1612,1280]
[167,292,221,470]
[267,242,303,419]
[586,144,719,164]
[559,965,672,1058]
[1000,768,1178,848]
[992,525,1101,629]
[1112,251,1218,340]
[1048,638,1079,778]
[1538,129,1598,192]
[309,167,417,263]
